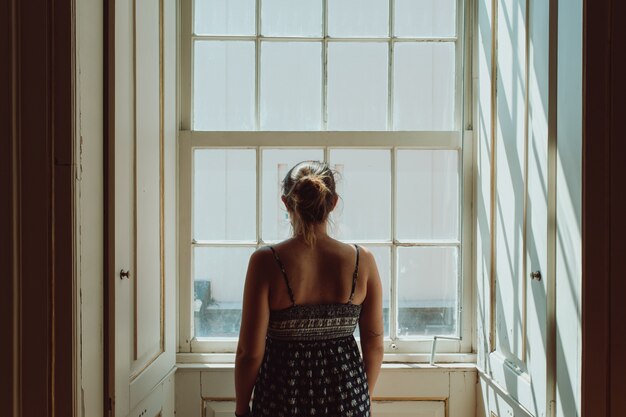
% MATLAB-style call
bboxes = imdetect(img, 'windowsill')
[176,352,477,369]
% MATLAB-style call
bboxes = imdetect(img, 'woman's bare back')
[265,236,368,311]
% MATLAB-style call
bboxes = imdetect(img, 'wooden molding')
[582,1,626,417]
[0,0,75,415]
[104,0,116,415]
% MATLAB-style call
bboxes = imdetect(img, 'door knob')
[530,271,542,281]
[119,269,131,280]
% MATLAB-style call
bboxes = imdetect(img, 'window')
[179,0,472,355]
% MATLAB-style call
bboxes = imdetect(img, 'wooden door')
[109,0,177,415]
[475,0,555,415]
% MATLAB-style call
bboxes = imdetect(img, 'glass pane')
[194,0,255,35]
[260,42,323,130]
[261,0,322,37]
[393,42,456,131]
[261,149,325,242]
[396,150,459,240]
[329,149,391,240]
[397,247,458,337]
[327,43,388,130]
[328,0,389,37]
[193,246,255,337]
[394,0,456,38]
[193,149,256,241]
[193,41,255,131]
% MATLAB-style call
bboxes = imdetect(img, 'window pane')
[397,247,458,337]
[193,149,256,241]
[194,246,255,337]
[328,0,389,37]
[194,0,255,35]
[261,0,322,37]
[193,41,255,131]
[393,42,456,131]
[260,42,323,130]
[261,149,325,242]
[396,150,459,240]
[329,149,391,240]
[327,43,388,130]
[394,0,456,38]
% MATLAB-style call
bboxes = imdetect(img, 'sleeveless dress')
[251,245,370,417]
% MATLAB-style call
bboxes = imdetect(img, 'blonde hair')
[282,161,338,245]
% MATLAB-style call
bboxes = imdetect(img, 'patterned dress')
[251,245,370,417]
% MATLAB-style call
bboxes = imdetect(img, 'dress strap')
[268,246,296,306]
[348,244,360,304]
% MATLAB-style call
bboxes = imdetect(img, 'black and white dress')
[251,245,370,417]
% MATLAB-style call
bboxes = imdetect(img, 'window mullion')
[322,0,328,130]
[390,147,398,344]
[181,0,193,130]
[390,242,398,344]
[256,147,262,244]
[255,0,262,131]
[387,0,395,131]
[455,0,466,131]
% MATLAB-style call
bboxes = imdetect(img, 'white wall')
[76,0,104,415]
[555,0,582,415]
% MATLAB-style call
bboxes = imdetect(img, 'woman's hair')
[282,161,338,245]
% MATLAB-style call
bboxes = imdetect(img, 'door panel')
[134,0,163,370]
[114,0,134,412]
[493,0,527,366]
[476,0,552,415]
[523,0,550,414]
[114,0,177,415]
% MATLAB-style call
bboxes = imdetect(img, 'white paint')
[75,0,104,415]
[175,371,203,417]
[555,0,582,415]
[129,370,176,417]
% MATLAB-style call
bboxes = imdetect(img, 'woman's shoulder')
[247,246,278,269]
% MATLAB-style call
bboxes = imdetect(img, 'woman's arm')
[358,248,385,395]
[235,249,271,415]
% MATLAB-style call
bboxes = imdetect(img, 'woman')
[234,161,384,417]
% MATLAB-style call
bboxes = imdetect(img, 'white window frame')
[177,0,475,358]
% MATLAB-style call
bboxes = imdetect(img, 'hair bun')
[291,175,330,222]
[282,161,338,245]
[294,175,328,197]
